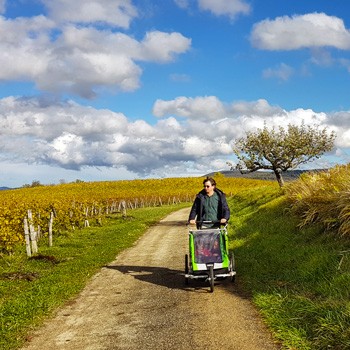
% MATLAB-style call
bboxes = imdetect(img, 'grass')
[0,203,189,350]
[228,185,350,349]
[284,164,350,236]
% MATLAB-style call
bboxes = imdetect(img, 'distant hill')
[206,169,323,182]
[0,186,11,190]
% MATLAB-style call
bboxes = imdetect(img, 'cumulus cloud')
[198,0,251,19]
[0,4,191,98]
[0,96,232,175]
[230,99,284,117]
[42,0,138,28]
[0,16,55,80]
[251,13,350,50]
[153,96,227,120]
[139,31,192,63]
[338,58,350,73]
[309,48,334,67]
[174,0,189,10]
[169,73,191,82]
[262,63,294,81]
[174,0,250,20]
[0,1,347,181]
[0,95,344,179]
[153,96,285,121]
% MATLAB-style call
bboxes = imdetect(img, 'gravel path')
[22,207,280,350]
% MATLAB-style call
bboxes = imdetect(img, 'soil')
[21,208,281,350]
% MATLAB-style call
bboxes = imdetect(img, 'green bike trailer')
[185,224,236,292]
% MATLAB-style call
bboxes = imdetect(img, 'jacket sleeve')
[188,197,199,221]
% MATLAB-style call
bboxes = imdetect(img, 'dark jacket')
[188,188,230,225]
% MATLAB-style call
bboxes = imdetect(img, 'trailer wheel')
[229,252,236,283]
[185,254,189,285]
[209,265,214,293]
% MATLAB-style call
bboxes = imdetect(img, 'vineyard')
[0,175,275,254]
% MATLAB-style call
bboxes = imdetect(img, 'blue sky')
[1,0,350,187]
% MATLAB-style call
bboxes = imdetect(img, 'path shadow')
[105,264,214,293]
[155,220,188,227]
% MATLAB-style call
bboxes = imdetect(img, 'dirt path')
[22,208,280,350]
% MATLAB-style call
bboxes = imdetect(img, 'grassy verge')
[0,204,189,350]
[228,185,350,349]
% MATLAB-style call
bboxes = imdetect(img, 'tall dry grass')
[285,164,350,236]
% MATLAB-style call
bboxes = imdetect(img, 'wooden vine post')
[119,200,127,218]
[48,211,54,247]
[84,207,90,227]
[23,217,31,257]
[27,209,38,254]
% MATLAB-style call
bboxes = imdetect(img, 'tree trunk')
[274,169,285,188]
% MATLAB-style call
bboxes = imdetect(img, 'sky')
[1,0,350,187]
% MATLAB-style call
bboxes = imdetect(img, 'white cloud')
[153,97,285,122]
[169,73,191,82]
[183,136,232,157]
[42,0,138,28]
[174,0,189,10]
[153,96,227,120]
[198,0,251,19]
[183,137,214,156]
[139,31,192,63]
[0,95,344,183]
[339,58,350,72]
[230,99,284,117]
[309,48,334,67]
[0,16,55,80]
[262,63,294,81]
[0,16,191,98]
[0,96,229,175]
[251,13,350,50]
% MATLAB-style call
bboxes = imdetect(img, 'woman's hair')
[203,176,216,187]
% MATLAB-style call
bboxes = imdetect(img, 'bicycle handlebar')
[187,220,228,228]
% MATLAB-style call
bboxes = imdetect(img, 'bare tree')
[230,123,336,187]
